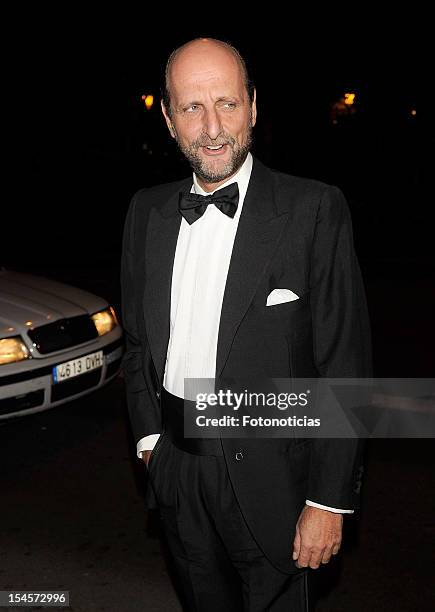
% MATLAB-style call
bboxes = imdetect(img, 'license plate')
[52,350,104,383]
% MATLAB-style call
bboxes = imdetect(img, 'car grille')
[0,390,45,415]
[28,315,98,354]
[51,369,102,401]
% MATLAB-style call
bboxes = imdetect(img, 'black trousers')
[148,431,310,611]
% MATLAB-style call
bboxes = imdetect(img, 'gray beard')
[175,129,253,184]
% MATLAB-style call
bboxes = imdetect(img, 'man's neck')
[193,153,251,194]
[195,172,239,193]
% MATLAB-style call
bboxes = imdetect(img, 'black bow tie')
[178,182,239,225]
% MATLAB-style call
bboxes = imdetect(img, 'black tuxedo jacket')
[120,156,372,573]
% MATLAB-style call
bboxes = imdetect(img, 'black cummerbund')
[161,387,224,456]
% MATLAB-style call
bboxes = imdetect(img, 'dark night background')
[2,14,434,612]
[8,19,433,375]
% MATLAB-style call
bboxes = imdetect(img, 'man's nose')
[203,108,223,140]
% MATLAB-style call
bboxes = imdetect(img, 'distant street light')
[141,94,154,110]
[344,92,356,105]
[331,91,357,124]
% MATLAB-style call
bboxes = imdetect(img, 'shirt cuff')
[137,434,160,459]
[306,500,354,514]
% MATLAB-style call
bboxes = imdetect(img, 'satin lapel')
[216,159,289,379]
[142,182,188,384]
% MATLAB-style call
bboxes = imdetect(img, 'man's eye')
[185,105,199,113]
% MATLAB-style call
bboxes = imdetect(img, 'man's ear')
[161,100,176,139]
[250,88,257,128]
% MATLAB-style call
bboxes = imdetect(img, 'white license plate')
[52,350,104,383]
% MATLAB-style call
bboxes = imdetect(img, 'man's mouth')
[201,144,228,156]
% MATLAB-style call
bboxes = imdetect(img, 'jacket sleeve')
[307,185,372,510]
[120,191,163,445]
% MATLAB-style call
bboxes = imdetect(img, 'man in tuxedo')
[121,37,372,611]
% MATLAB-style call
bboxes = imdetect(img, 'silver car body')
[0,269,123,419]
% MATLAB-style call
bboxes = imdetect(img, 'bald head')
[163,38,254,117]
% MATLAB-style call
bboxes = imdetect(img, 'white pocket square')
[266,288,300,306]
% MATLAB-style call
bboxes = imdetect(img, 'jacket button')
[235,452,243,461]
[156,390,161,399]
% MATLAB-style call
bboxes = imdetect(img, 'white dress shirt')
[136,152,352,514]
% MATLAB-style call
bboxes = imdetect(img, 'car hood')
[0,269,108,338]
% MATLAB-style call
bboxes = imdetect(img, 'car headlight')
[0,336,30,365]
[91,307,118,337]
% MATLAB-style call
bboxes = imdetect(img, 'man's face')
[162,42,257,188]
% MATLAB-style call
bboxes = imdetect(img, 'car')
[0,267,123,419]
